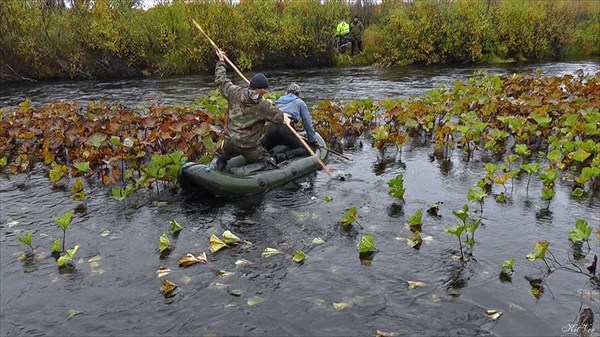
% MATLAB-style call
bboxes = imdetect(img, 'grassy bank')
[0,0,597,81]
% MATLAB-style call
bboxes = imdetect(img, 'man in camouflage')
[211,49,291,175]
[350,15,364,56]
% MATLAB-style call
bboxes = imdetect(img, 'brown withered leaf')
[376,330,394,337]
[486,309,502,320]
[156,266,172,278]
[178,252,208,267]
[161,279,177,297]
[407,281,427,289]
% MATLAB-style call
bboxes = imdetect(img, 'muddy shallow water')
[1,60,599,336]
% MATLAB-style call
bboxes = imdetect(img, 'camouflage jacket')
[215,61,284,148]
[350,20,364,39]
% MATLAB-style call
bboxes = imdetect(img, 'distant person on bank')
[335,19,350,51]
[350,15,364,56]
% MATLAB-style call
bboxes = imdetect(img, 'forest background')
[0,0,598,82]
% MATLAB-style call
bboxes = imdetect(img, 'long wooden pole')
[284,123,334,177]
[316,144,353,161]
[192,19,334,178]
[192,19,249,84]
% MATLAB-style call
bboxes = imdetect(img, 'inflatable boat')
[179,133,328,197]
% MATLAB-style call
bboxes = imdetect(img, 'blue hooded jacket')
[275,93,316,143]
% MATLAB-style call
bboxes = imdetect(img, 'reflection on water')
[535,207,554,225]
[386,203,404,218]
[438,159,454,176]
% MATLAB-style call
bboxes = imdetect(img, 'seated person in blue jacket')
[260,83,317,162]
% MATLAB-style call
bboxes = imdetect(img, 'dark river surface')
[1,60,599,336]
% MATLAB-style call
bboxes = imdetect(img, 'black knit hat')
[250,73,269,89]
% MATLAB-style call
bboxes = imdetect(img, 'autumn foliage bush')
[0,0,597,81]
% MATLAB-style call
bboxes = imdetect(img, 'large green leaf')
[467,221,480,235]
[571,187,585,197]
[49,163,67,184]
[86,133,107,148]
[533,115,552,128]
[541,187,555,201]
[51,239,61,253]
[546,150,561,164]
[18,231,33,247]
[373,125,389,142]
[388,174,405,199]
[407,209,423,232]
[158,234,171,253]
[526,240,549,261]
[340,207,357,227]
[71,178,85,201]
[57,244,79,267]
[484,163,497,175]
[293,250,307,263]
[569,148,590,162]
[452,204,469,222]
[568,219,592,243]
[169,219,183,235]
[473,122,488,133]
[502,258,515,270]
[73,162,90,173]
[520,162,541,175]
[539,168,558,184]
[467,187,487,202]
[357,234,377,253]
[112,185,132,202]
[514,144,530,157]
[53,211,73,231]
[447,224,466,238]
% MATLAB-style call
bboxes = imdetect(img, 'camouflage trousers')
[212,138,276,173]
[216,138,272,162]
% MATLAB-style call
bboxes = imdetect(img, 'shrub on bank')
[372,0,598,66]
[0,0,597,81]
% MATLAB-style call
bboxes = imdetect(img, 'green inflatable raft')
[179,133,329,197]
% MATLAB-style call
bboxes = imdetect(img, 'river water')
[1,60,599,336]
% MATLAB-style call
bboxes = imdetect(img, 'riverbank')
[1,0,597,82]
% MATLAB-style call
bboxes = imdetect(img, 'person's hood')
[243,88,263,106]
[275,93,298,104]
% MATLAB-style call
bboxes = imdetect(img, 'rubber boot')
[263,156,278,169]
[209,156,227,171]
[274,153,287,163]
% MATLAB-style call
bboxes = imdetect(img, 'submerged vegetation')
[1,71,598,199]
[316,71,600,197]
[1,0,598,81]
